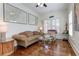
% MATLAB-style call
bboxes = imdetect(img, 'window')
[52,20,56,29]
[44,18,60,33]
[51,19,60,33]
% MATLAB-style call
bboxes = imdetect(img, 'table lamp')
[39,26,43,32]
[0,20,7,42]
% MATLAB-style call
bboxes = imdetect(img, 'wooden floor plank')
[11,40,76,56]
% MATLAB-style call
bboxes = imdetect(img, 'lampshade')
[0,21,7,32]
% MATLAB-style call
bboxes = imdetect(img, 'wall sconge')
[0,20,8,42]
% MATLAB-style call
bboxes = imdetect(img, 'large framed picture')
[3,3,27,24]
[28,13,37,25]
[74,3,79,31]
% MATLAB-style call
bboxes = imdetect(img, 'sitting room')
[0,3,78,56]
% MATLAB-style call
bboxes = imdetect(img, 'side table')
[0,38,14,56]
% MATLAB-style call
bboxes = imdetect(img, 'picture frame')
[3,3,28,24]
[28,13,37,25]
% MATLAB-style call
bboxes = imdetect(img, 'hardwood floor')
[11,40,76,56]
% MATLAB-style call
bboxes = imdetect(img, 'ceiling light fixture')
[36,3,47,8]
[49,16,54,18]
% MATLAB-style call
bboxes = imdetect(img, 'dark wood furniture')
[48,30,57,36]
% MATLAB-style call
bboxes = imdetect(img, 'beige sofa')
[12,31,40,48]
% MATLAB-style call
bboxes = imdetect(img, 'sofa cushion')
[19,31,33,37]
[33,31,40,35]
[27,35,40,41]
[19,32,28,37]
[26,31,33,36]
[12,34,27,41]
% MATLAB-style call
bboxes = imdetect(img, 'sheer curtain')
[69,10,73,36]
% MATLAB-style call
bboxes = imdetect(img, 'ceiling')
[22,3,69,15]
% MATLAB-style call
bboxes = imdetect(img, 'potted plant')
[63,23,69,40]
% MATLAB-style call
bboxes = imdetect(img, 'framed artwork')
[3,3,27,24]
[28,13,37,25]
[74,3,79,31]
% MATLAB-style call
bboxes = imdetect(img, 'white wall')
[0,3,68,38]
[68,3,79,55]
[0,3,3,20]
[0,3,40,38]
[41,10,68,34]
[6,23,38,38]
[6,3,40,38]
[0,3,69,38]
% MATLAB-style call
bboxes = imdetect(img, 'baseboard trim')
[68,39,79,56]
